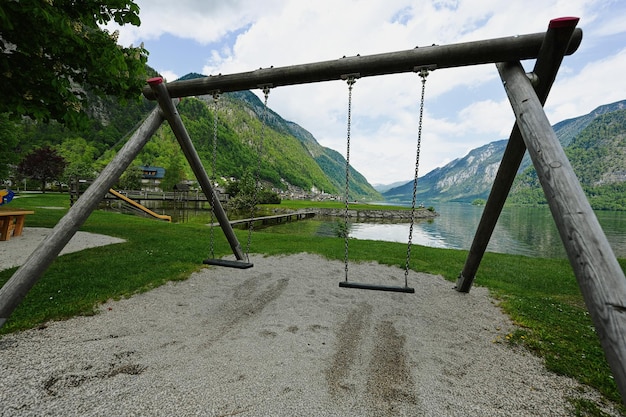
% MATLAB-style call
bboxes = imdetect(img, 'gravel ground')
[0,234,621,416]
[0,227,125,271]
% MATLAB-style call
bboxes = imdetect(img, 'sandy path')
[0,227,125,271]
[0,252,618,416]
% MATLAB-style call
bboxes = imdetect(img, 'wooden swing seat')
[339,281,415,293]
[203,258,254,269]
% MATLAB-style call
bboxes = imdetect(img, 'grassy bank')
[1,193,625,409]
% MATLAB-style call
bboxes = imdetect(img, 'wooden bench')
[0,210,35,241]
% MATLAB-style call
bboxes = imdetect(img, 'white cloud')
[457,99,514,137]
[113,0,626,184]
[546,46,626,123]
[585,1,626,37]
[113,0,283,46]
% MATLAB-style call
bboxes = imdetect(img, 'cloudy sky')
[110,0,626,186]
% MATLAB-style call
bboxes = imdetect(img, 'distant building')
[140,166,165,191]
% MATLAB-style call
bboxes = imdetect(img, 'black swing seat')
[339,281,415,293]
[203,258,254,269]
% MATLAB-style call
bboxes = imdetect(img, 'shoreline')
[275,207,439,220]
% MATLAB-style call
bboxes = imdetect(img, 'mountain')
[552,100,626,148]
[171,73,379,199]
[384,100,626,207]
[6,71,380,200]
[218,90,380,199]
[384,140,508,203]
[373,181,407,193]
[509,108,626,210]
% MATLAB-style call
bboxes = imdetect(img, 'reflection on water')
[348,222,449,249]
[347,204,626,258]
[107,199,626,259]
[300,203,624,258]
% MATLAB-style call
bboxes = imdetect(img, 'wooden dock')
[213,211,316,227]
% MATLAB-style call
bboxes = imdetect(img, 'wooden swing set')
[2,16,626,404]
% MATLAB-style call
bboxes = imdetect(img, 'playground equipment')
[202,87,271,270]
[0,189,14,206]
[338,68,430,294]
[2,17,626,405]
[107,189,172,222]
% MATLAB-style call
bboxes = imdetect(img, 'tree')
[116,165,142,190]
[225,170,280,210]
[0,113,20,180]
[160,156,186,191]
[225,170,256,212]
[17,146,67,192]
[57,137,99,184]
[0,1,147,124]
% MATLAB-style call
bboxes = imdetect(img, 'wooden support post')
[147,77,247,261]
[456,17,580,292]
[142,27,581,99]
[0,106,165,329]
[498,60,626,405]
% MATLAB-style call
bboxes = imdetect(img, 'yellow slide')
[108,189,172,222]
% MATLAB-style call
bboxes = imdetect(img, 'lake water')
[123,200,626,259]
[263,203,626,259]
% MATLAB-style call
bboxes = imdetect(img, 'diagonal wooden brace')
[147,77,247,262]
[0,107,165,329]
[456,17,581,292]
[498,59,626,406]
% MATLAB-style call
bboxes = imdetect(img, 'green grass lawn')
[2,193,625,411]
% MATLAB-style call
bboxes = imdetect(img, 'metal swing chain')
[245,85,271,259]
[404,68,429,286]
[343,76,357,282]
[209,92,220,259]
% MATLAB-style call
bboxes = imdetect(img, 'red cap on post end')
[549,17,580,29]
[147,77,164,86]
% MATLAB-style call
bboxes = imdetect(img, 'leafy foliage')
[160,155,186,191]
[0,0,147,124]
[116,165,142,190]
[4,74,379,200]
[509,109,626,210]
[225,169,280,211]
[56,137,99,183]
[16,146,66,192]
[0,113,21,179]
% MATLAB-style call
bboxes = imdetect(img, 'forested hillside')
[384,100,626,210]
[1,75,380,200]
[509,108,626,210]
[207,90,380,199]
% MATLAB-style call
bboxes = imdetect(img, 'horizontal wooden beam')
[143,24,582,99]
